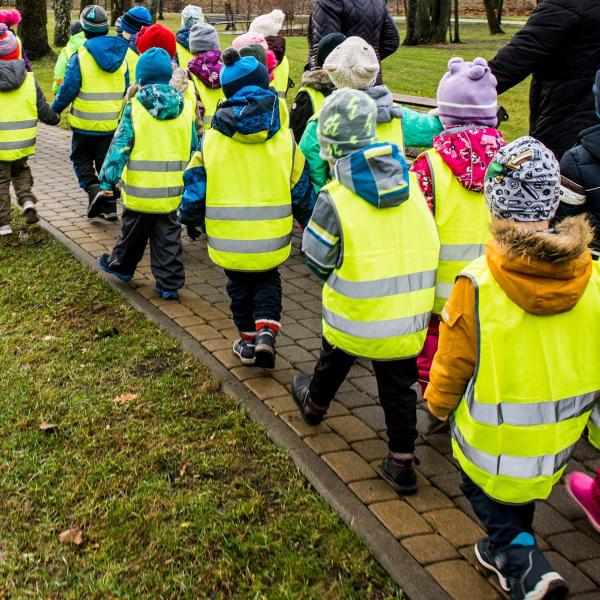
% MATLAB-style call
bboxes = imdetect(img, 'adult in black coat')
[489,0,600,159]
[307,0,399,81]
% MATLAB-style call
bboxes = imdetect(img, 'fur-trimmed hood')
[301,68,335,95]
[486,216,594,315]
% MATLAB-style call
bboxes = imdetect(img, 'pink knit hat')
[232,31,268,51]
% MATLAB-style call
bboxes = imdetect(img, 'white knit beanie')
[249,9,285,37]
[181,4,204,28]
[323,36,379,90]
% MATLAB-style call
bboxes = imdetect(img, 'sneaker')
[97,254,133,283]
[254,326,276,369]
[233,338,256,365]
[566,470,600,533]
[86,184,102,218]
[0,224,12,236]
[154,283,179,300]
[291,373,328,426]
[474,538,510,592]
[380,453,419,495]
[21,200,39,225]
[99,198,118,222]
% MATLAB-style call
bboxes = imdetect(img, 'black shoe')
[87,184,102,218]
[233,338,256,366]
[380,453,419,495]
[21,200,39,225]
[98,254,132,283]
[474,538,510,592]
[99,198,118,222]
[291,373,327,426]
[255,327,276,369]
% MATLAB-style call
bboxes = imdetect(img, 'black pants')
[460,470,535,548]
[309,338,418,453]
[225,268,281,334]
[70,131,114,192]
[108,208,185,290]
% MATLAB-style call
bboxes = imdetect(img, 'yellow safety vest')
[203,126,295,271]
[189,73,224,130]
[296,86,326,116]
[279,96,290,129]
[16,35,23,59]
[121,95,194,213]
[451,256,600,504]
[589,406,600,450]
[176,42,193,70]
[272,55,290,98]
[125,47,139,83]
[0,72,37,162]
[68,47,128,133]
[425,149,491,314]
[322,167,440,360]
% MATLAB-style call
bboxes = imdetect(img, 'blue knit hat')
[121,6,152,35]
[136,47,172,85]
[220,47,269,98]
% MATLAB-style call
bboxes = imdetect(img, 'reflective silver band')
[77,91,124,101]
[440,244,485,262]
[127,160,189,172]
[0,137,36,150]
[435,281,454,300]
[207,233,291,254]
[206,205,292,221]
[323,308,430,339]
[70,108,120,121]
[277,91,286,98]
[0,119,37,131]
[590,406,600,427]
[327,270,436,300]
[122,184,183,198]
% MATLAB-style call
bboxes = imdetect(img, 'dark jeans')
[225,268,282,334]
[0,158,36,226]
[309,338,418,453]
[70,131,114,192]
[460,470,535,549]
[108,208,185,290]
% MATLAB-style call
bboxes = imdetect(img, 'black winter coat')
[307,0,399,76]
[489,0,600,160]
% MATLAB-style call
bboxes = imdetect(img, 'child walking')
[52,22,85,93]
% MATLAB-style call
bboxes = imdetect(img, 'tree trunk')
[15,0,52,59]
[404,0,452,46]
[483,0,504,34]
[110,0,131,26]
[54,0,72,47]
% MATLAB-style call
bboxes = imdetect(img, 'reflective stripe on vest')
[273,56,290,98]
[321,170,440,360]
[190,73,225,130]
[426,148,491,314]
[0,71,37,161]
[68,47,127,133]
[203,126,295,271]
[121,96,194,213]
[451,257,600,503]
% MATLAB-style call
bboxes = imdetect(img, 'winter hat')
[249,9,285,37]
[80,5,109,34]
[189,23,219,54]
[318,89,377,160]
[188,50,222,88]
[232,32,268,52]
[317,32,346,68]
[136,47,173,85]
[181,4,204,29]
[0,10,21,28]
[437,57,498,127]
[115,16,123,36]
[70,21,83,36]
[121,6,152,35]
[593,69,600,117]
[220,47,269,98]
[485,136,561,222]
[239,44,267,68]
[265,35,285,65]
[136,23,176,58]
[0,24,18,61]
[324,37,379,90]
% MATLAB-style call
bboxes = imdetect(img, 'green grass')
[0,213,404,598]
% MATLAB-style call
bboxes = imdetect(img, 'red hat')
[136,23,176,59]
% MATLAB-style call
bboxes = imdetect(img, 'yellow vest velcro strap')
[122,184,184,198]
[77,91,124,101]
[207,234,292,254]
[205,205,292,221]
[127,160,189,172]
[323,308,430,339]
[440,244,486,262]
[451,419,574,479]
[327,269,436,300]
[0,119,37,130]
[70,108,121,121]
[0,137,36,150]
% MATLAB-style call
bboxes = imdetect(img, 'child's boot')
[233,334,256,366]
[21,200,39,225]
[380,453,419,495]
[255,326,277,369]
[291,373,328,425]
[566,468,600,532]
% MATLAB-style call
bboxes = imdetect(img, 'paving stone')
[452,495,480,523]
[533,502,575,537]
[370,500,432,539]
[402,534,460,565]
[573,438,599,462]
[159,303,193,319]
[547,531,600,563]
[571,593,600,600]
[271,368,295,387]
[544,552,597,594]
[231,366,262,381]
[351,439,389,462]
[296,337,322,352]
[185,323,221,342]
[201,337,232,352]
[349,479,398,504]
[277,344,316,364]
[326,415,377,443]
[424,432,452,456]
[352,405,386,432]
[415,446,455,477]
[426,560,502,600]
[280,412,331,438]
[547,484,588,520]
[336,390,375,409]
[574,517,600,538]
[404,485,454,513]
[264,395,297,415]
[298,317,322,334]
[173,315,206,328]
[325,401,350,417]
[579,559,600,586]
[322,450,376,483]
[424,508,486,547]
[281,323,314,340]
[245,377,288,400]
[430,471,464,499]
[304,433,349,455]
[213,349,243,369]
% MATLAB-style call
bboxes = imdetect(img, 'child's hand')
[186,224,201,241]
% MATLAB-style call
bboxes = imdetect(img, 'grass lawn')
[0,212,403,598]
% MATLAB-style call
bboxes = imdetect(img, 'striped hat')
[80,5,109,34]
[437,57,498,127]
[0,23,19,61]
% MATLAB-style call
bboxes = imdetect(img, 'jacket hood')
[84,35,129,73]
[176,27,190,51]
[135,84,184,120]
[486,216,593,315]
[301,67,335,95]
[188,50,222,89]
[433,125,505,193]
[578,123,600,164]
[365,85,402,124]
[212,86,280,143]
[334,143,409,209]
[0,59,26,92]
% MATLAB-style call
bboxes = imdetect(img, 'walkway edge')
[39,216,451,600]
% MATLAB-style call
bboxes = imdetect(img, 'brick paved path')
[30,125,600,599]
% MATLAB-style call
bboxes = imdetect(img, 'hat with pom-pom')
[136,23,177,59]
[437,57,498,127]
[0,23,19,61]
[220,47,269,98]
[323,37,379,90]
[249,9,285,37]
[232,31,268,51]
[0,10,21,28]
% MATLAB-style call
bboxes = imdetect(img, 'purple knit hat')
[437,57,498,127]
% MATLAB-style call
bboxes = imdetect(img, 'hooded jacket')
[180,86,314,229]
[52,31,86,94]
[99,84,197,192]
[0,59,59,127]
[51,35,130,135]
[425,216,595,418]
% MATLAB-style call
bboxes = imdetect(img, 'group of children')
[0,5,599,599]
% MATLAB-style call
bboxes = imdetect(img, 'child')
[293,89,440,495]
[181,48,313,368]
[411,57,504,398]
[51,5,130,222]
[0,10,30,71]
[96,48,197,300]
[176,4,204,68]
[118,5,152,77]
[426,137,600,600]
[300,36,443,194]
[0,25,59,235]
[290,32,345,143]
[53,22,85,94]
